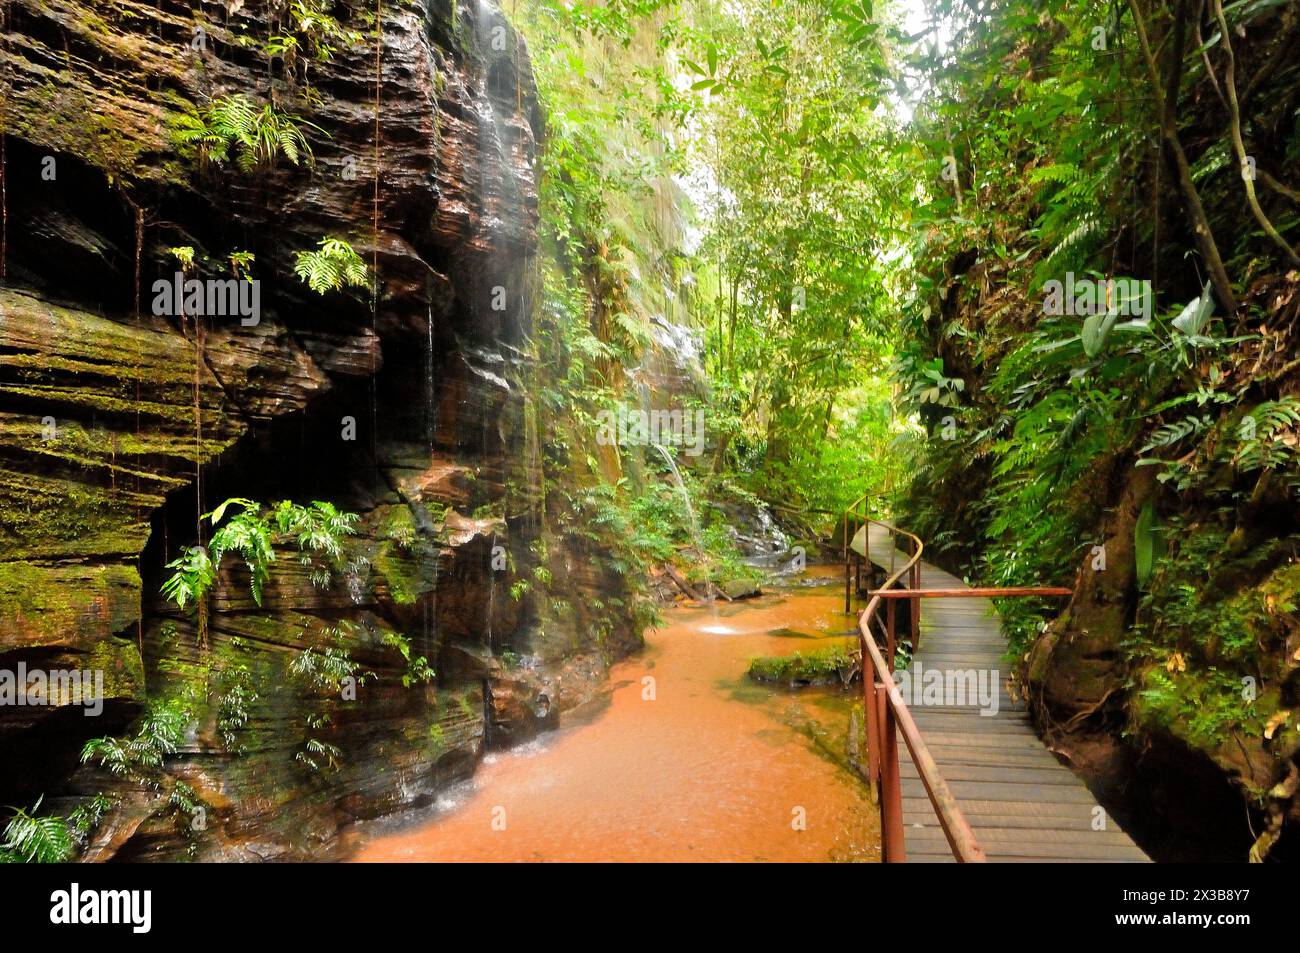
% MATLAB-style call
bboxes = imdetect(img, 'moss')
[0,470,151,558]
[371,510,437,607]
[1126,535,1300,757]
[1131,664,1273,752]
[0,561,141,647]
[3,0,199,187]
[85,635,147,701]
[748,642,859,687]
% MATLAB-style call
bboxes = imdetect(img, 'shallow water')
[350,567,879,862]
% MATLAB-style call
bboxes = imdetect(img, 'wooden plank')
[905,797,1108,818]
[901,779,1099,804]
[907,721,1039,737]
[907,826,1149,860]
[916,747,1069,767]
[900,762,1091,785]
[907,812,1121,832]
[900,732,1055,750]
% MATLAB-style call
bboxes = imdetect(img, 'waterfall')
[652,443,712,607]
[652,443,698,544]
[426,302,436,452]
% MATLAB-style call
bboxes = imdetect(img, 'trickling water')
[653,442,699,549]
[653,442,712,607]
[486,531,497,644]
[426,303,436,452]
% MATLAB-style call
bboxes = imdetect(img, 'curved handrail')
[845,505,988,863]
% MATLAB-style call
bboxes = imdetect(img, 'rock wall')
[0,0,641,859]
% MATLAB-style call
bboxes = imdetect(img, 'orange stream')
[350,568,879,862]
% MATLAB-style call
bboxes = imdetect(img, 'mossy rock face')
[0,285,333,652]
[0,561,142,650]
[370,505,437,608]
[1125,552,1300,789]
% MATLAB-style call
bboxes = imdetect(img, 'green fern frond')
[293,238,369,294]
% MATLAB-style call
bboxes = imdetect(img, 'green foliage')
[174,94,322,172]
[1234,398,1300,476]
[228,250,256,279]
[161,546,216,612]
[217,665,259,751]
[270,0,364,67]
[295,731,343,774]
[68,794,113,843]
[685,0,900,504]
[209,501,276,606]
[748,643,858,686]
[289,644,363,695]
[381,632,435,687]
[426,723,447,757]
[81,699,191,784]
[161,498,359,627]
[1132,665,1259,751]
[1134,501,1158,588]
[293,238,368,294]
[0,797,76,863]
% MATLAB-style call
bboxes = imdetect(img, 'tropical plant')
[161,498,360,640]
[0,797,76,863]
[174,94,323,172]
[293,238,368,293]
[381,632,435,688]
[81,699,190,783]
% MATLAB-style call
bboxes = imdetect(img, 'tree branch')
[1212,0,1300,267]
[1126,0,1238,312]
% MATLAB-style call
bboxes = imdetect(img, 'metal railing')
[842,495,1070,863]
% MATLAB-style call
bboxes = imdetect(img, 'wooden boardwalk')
[862,525,1148,863]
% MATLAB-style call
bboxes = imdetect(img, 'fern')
[1234,398,1300,473]
[0,797,76,863]
[174,95,323,173]
[289,644,363,694]
[295,738,342,773]
[293,238,369,294]
[81,700,189,784]
[288,0,363,60]
[273,500,358,559]
[1039,211,1102,277]
[161,546,216,611]
[1139,414,1212,456]
[209,506,276,607]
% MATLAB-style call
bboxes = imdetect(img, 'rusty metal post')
[877,684,906,863]
[885,599,897,674]
[863,648,880,802]
[864,511,871,597]
[910,539,921,654]
[844,513,851,615]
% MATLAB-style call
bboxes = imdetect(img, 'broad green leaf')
[1081,310,1120,358]
[1135,500,1157,587]
[1172,281,1214,336]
